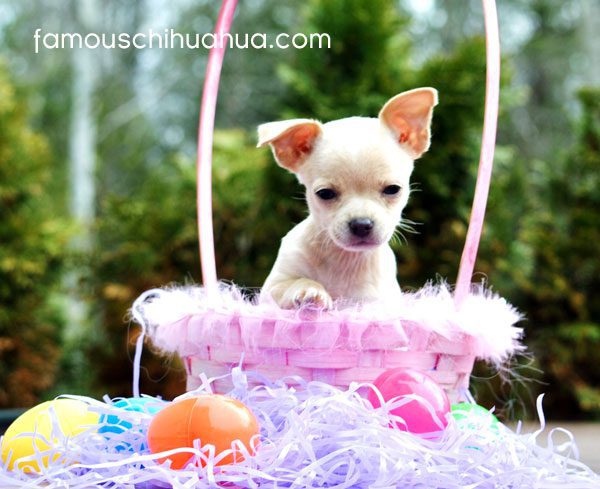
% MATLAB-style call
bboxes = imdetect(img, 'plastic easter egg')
[1,399,99,472]
[368,368,450,437]
[114,396,167,415]
[147,394,259,469]
[99,396,167,451]
[451,402,500,431]
[100,396,166,433]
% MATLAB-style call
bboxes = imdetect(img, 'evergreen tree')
[0,63,69,407]
[279,0,412,121]
[508,0,582,162]
[524,87,600,417]
[90,130,268,398]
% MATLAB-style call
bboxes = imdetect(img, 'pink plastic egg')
[368,368,450,437]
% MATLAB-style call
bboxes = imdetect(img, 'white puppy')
[257,88,438,309]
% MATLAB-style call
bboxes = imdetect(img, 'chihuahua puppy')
[257,88,438,309]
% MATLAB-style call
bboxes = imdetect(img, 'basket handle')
[196,0,500,306]
[454,0,500,306]
[196,0,238,299]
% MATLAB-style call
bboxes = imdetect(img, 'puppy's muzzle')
[348,218,374,238]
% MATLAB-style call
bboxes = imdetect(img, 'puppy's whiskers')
[398,218,419,235]
[391,228,407,246]
[391,218,419,246]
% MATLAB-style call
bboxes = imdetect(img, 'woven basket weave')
[184,346,474,402]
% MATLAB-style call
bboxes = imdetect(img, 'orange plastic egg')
[147,394,259,469]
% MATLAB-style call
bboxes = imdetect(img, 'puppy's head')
[258,88,438,252]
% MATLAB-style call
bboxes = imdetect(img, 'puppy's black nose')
[348,218,374,238]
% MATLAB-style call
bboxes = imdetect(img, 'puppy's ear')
[379,88,438,159]
[257,119,322,172]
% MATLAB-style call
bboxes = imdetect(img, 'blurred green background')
[0,0,598,420]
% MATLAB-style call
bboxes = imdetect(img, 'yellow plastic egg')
[1,399,99,472]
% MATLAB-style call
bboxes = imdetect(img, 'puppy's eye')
[383,184,401,196]
[316,188,337,200]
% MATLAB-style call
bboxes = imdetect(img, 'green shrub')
[90,130,273,398]
[0,62,69,407]
[521,88,600,418]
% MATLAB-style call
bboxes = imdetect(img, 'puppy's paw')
[291,283,333,310]
[264,278,333,310]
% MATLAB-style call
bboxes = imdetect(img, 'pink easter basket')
[134,0,522,402]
